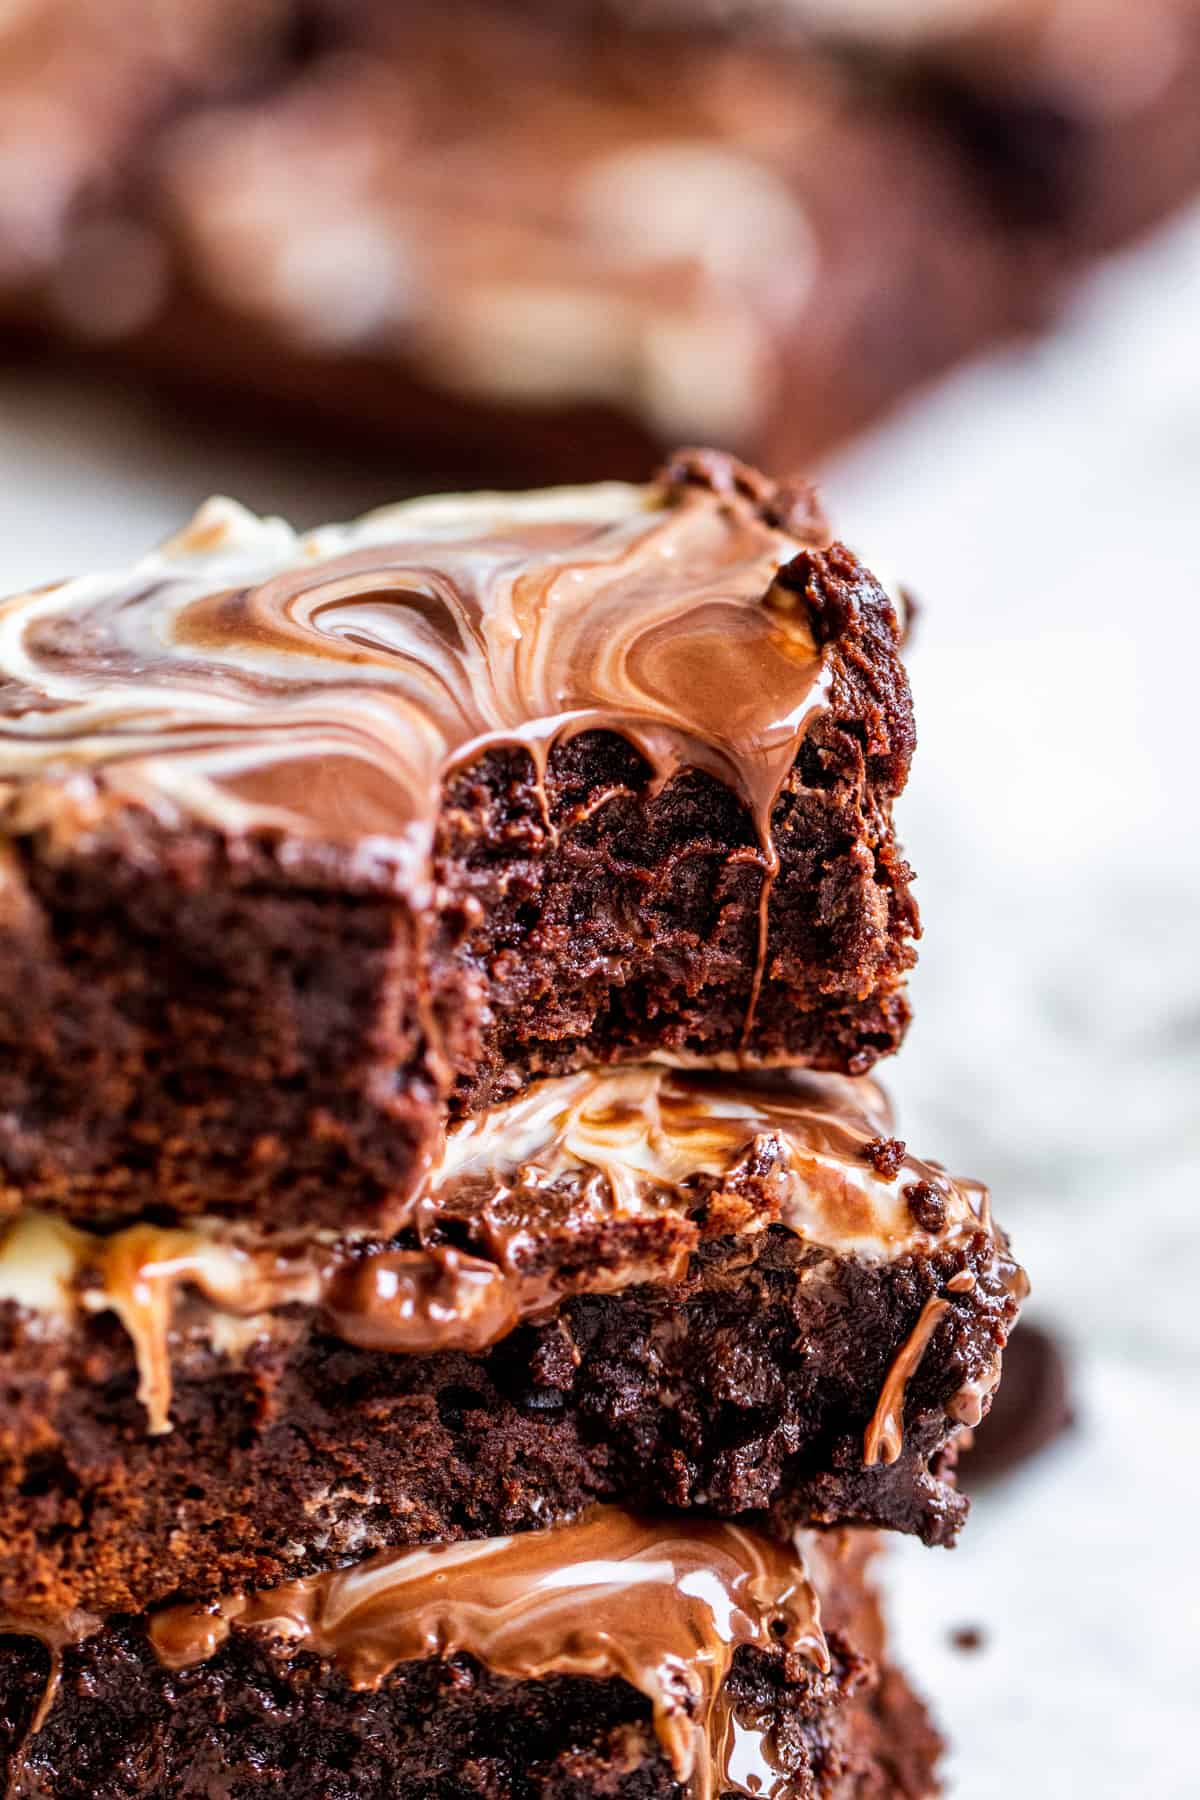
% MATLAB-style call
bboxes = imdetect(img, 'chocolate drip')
[0,1065,1023,1434]
[0,468,832,888]
[146,1508,829,1799]
[0,1605,99,1788]
[0,1212,327,1434]
[863,1294,953,1468]
[860,1258,1030,1467]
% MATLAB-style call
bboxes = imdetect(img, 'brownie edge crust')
[0,450,917,1232]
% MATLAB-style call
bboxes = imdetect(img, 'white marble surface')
[828,212,1200,1799]
[2,206,1200,1795]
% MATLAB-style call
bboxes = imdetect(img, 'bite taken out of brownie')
[0,1512,942,1800]
[0,450,918,1234]
[0,1067,1024,1622]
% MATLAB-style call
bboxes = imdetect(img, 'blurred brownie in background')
[4,4,1199,479]
[9,6,1035,480]
[0,0,290,318]
[961,1320,1073,1485]
[550,0,1200,253]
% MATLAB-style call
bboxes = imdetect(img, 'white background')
[1,205,1198,1796]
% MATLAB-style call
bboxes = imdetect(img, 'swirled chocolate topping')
[0,1065,1022,1434]
[146,1507,829,1799]
[0,464,832,891]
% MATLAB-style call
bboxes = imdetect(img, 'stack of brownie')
[0,448,1026,1794]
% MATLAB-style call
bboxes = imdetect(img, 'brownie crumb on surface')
[864,1136,907,1179]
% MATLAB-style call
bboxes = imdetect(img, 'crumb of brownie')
[905,1180,947,1233]
[863,1135,907,1178]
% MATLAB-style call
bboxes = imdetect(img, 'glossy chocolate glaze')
[145,1507,831,1799]
[0,465,830,884]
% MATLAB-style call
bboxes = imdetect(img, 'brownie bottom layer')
[0,1640,939,1799]
[0,1647,941,1799]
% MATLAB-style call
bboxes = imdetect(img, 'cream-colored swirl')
[0,471,830,889]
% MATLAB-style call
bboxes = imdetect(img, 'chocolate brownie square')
[0,1067,1024,1621]
[0,452,919,1232]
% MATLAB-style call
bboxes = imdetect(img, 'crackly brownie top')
[0,452,859,885]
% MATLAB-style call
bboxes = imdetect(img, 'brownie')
[0,1066,1025,1621]
[548,0,1200,253]
[0,1512,942,1799]
[10,4,1193,474]
[0,452,919,1231]
[12,4,1036,481]
[0,0,288,307]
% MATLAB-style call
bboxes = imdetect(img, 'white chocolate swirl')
[0,474,830,890]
